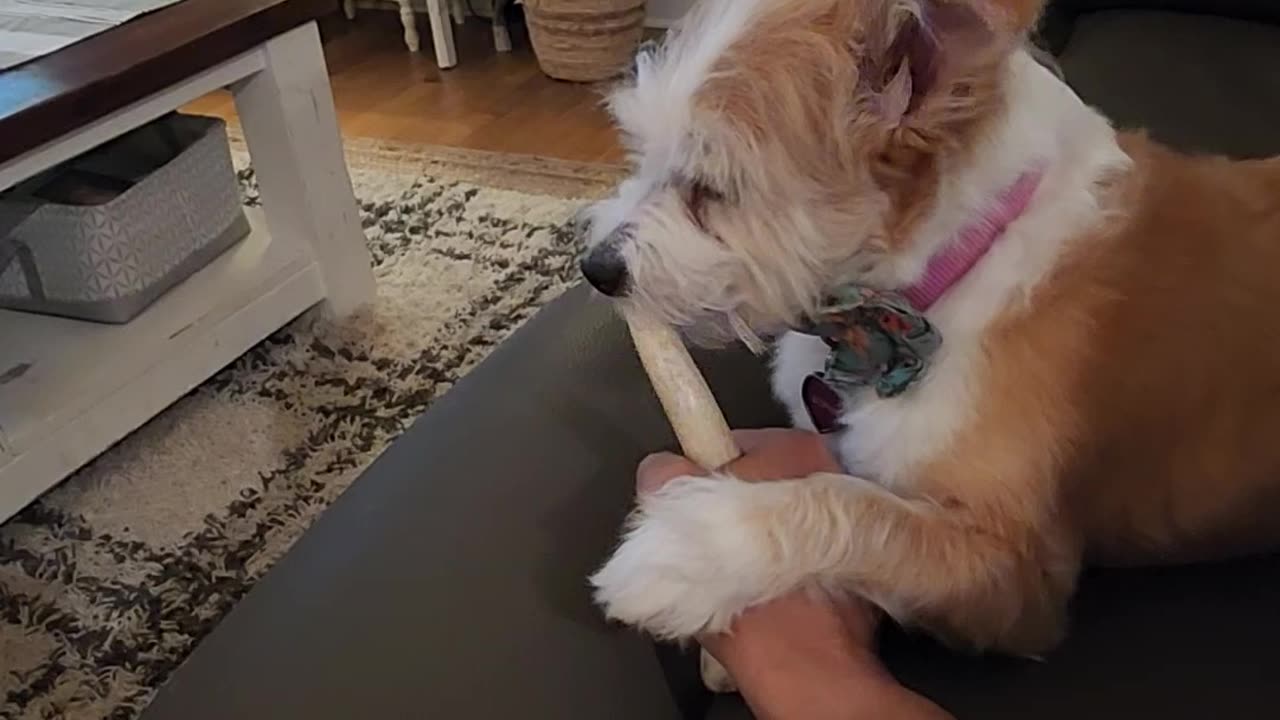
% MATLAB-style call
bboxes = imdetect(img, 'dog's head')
[581,0,1044,345]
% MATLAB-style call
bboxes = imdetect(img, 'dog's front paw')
[591,475,787,640]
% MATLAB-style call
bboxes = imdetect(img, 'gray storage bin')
[0,114,249,324]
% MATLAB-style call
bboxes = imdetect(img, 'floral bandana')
[800,286,943,432]
[811,285,942,397]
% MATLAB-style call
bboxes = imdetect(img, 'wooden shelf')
[0,208,327,521]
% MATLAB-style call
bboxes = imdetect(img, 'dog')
[580,0,1280,658]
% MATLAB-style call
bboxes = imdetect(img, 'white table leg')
[426,0,458,69]
[343,0,356,20]
[232,23,374,318]
[492,0,513,53]
[449,0,467,25]
[397,0,422,52]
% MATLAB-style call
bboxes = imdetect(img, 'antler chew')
[624,309,741,469]
[623,309,744,695]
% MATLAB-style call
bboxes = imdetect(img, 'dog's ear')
[867,0,1043,124]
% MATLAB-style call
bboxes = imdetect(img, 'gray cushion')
[141,284,784,720]
[1061,11,1280,158]
[1052,0,1280,26]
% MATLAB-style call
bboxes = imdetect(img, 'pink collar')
[899,169,1045,311]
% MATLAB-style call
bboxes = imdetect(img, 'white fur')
[583,0,879,342]
[591,475,797,637]
[771,331,829,431]
[588,0,768,239]
[594,49,1132,639]
[595,470,931,638]
[785,51,1131,489]
[615,0,767,172]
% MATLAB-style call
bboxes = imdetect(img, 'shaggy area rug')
[0,135,622,719]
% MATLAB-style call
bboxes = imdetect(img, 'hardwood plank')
[0,0,333,165]
[186,14,628,164]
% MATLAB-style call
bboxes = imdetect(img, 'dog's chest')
[833,341,981,489]
[773,330,982,491]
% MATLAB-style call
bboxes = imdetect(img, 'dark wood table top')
[0,0,331,166]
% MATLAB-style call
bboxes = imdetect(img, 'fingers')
[730,428,797,453]
[695,631,728,659]
[636,452,705,496]
[724,432,842,483]
[637,429,842,494]
[636,430,799,496]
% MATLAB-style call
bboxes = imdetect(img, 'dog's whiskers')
[729,312,768,355]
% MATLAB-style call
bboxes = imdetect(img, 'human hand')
[636,429,952,720]
[636,427,842,494]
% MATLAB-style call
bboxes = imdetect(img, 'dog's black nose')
[580,249,630,297]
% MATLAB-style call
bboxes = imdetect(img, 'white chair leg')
[397,0,421,52]
[426,0,458,69]
[342,0,356,20]
[492,0,512,53]
[450,0,467,25]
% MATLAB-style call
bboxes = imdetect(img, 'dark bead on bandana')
[802,374,844,434]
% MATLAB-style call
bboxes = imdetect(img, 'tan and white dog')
[581,0,1280,656]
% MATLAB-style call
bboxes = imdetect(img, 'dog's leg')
[592,472,1077,655]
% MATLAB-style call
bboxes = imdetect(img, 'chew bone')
[623,309,742,694]
[624,309,741,469]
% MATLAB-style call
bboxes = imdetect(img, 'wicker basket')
[523,0,646,82]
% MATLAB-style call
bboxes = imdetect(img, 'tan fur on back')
[904,138,1280,648]
[1065,139,1280,564]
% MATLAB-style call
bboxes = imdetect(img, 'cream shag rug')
[0,136,622,720]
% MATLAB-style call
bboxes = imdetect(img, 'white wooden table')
[0,1,375,524]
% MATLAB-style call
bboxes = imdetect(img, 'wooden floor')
[187,12,626,164]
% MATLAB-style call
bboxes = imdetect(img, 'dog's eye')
[686,180,724,228]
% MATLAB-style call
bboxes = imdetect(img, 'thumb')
[636,452,707,496]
